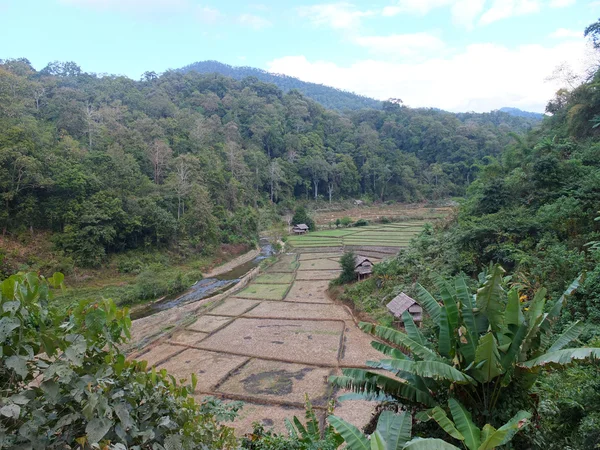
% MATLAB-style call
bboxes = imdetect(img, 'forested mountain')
[499,106,545,119]
[0,57,537,267]
[180,60,383,111]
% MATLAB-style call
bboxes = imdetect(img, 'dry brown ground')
[313,203,451,226]
[131,251,381,436]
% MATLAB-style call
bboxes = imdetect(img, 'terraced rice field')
[287,221,427,249]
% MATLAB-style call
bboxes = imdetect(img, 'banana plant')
[328,402,530,450]
[330,265,600,422]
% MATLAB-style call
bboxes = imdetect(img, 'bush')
[291,206,316,231]
[353,218,369,227]
[0,272,240,449]
[339,217,352,227]
[335,251,356,285]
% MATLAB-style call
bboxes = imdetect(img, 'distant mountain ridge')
[498,107,544,120]
[179,60,382,111]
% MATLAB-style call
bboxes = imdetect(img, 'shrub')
[335,251,356,285]
[292,206,316,231]
[353,218,369,227]
[339,217,352,227]
[0,272,240,449]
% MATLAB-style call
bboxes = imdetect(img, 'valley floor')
[128,249,384,434]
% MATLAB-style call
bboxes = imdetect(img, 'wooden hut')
[354,255,373,280]
[386,293,423,326]
[292,223,309,235]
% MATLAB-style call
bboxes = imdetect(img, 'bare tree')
[84,101,100,149]
[147,139,172,184]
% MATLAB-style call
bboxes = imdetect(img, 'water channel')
[130,239,275,320]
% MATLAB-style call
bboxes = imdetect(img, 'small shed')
[293,223,309,235]
[386,293,423,326]
[354,255,373,281]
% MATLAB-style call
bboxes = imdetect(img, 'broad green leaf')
[85,417,113,444]
[438,307,452,358]
[500,323,528,371]
[371,430,386,450]
[520,347,600,369]
[0,317,21,342]
[376,411,412,450]
[440,286,460,332]
[370,359,476,384]
[371,341,409,360]
[403,438,462,449]
[494,410,532,447]
[359,323,445,363]
[331,369,437,407]
[505,289,524,329]
[474,333,503,383]
[402,311,426,347]
[548,321,585,352]
[479,425,496,447]
[0,404,21,419]
[415,284,441,326]
[429,406,464,441]
[6,355,28,379]
[475,264,505,331]
[328,415,370,450]
[526,288,547,330]
[449,399,480,450]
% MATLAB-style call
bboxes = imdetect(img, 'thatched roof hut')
[293,224,309,234]
[386,293,423,324]
[354,255,373,280]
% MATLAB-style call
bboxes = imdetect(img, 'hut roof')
[356,266,373,275]
[294,224,309,230]
[354,255,372,268]
[386,292,421,319]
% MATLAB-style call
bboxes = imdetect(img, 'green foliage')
[292,206,316,231]
[0,272,239,449]
[330,268,600,432]
[334,251,357,285]
[353,218,369,227]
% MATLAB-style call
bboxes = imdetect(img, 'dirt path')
[130,250,380,435]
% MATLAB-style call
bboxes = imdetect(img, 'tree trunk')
[313,179,318,200]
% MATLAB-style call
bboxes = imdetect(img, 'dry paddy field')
[129,222,427,435]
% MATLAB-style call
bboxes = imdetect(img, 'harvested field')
[187,315,233,333]
[313,204,450,226]
[284,280,333,303]
[218,360,334,406]
[236,283,290,300]
[243,302,351,320]
[208,298,260,316]
[298,259,340,271]
[254,273,295,284]
[169,329,208,346]
[295,270,341,281]
[157,348,248,390]
[198,318,344,365]
[299,252,343,261]
[131,243,388,433]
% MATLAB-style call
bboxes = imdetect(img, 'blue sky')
[0,0,595,111]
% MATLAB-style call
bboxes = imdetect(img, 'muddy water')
[130,240,274,320]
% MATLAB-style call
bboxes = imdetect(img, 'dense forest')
[0,58,537,268]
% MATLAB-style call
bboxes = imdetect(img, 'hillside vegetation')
[0,58,535,271]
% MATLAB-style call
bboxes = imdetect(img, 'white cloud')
[550,28,582,38]
[549,0,576,7]
[266,40,588,113]
[381,0,486,29]
[238,13,271,30]
[478,0,541,25]
[297,2,375,30]
[196,6,221,24]
[354,33,446,57]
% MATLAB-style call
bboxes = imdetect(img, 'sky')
[0,0,597,112]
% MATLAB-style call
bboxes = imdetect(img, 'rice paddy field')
[287,221,427,249]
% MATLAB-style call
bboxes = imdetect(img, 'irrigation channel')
[131,239,275,320]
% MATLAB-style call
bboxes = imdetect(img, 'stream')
[130,239,275,320]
